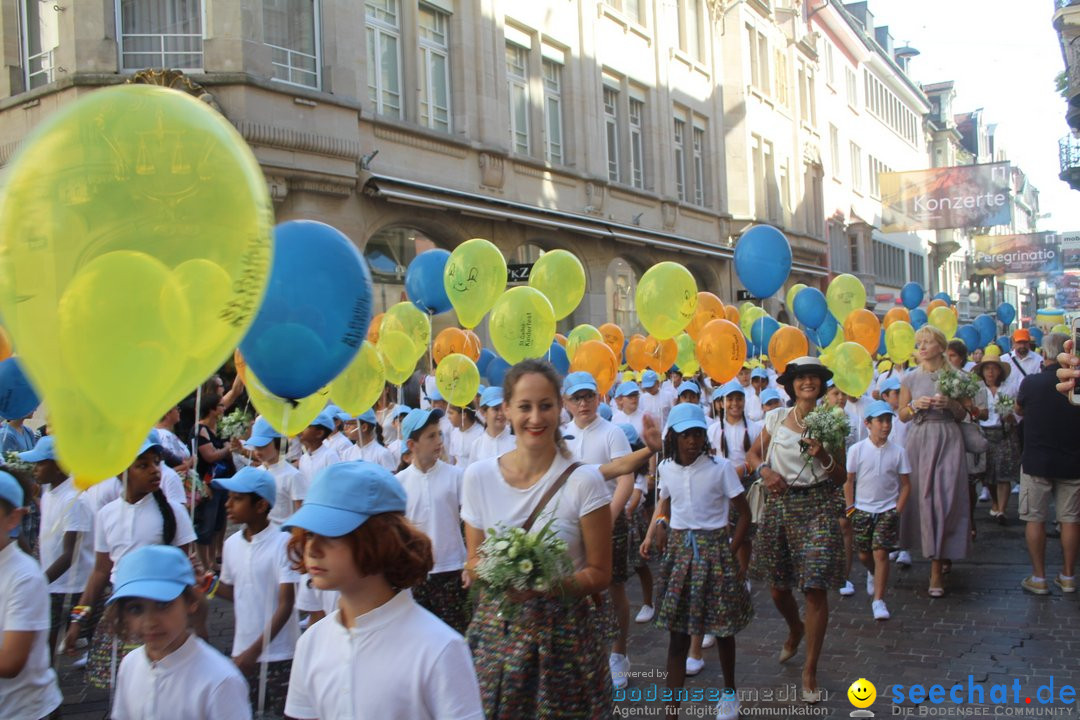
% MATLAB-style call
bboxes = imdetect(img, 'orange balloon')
[843,309,881,355]
[598,323,625,363]
[554,333,567,347]
[233,348,246,382]
[570,340,618,396]
[0,327,10,363]
[927,299,947,313]
[696,319,746,384]
[368,313,384,344]
[626,336,648,372]
[883,307,910,328]
[643,335,678,374]
[724,305,740,325]
[767,325,808,374]
[462,329,482,362]
[951,304,959,320]
[685,292,726,341]
[433,327,467,365]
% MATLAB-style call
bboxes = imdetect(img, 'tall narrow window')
[682,0,701,61]
[775,50,789,107]
[506,42,530,154]
[674,118,686,201]
[265,0,319,88]
[542,57,564,164]
[629,97,645,189]
[850,142,863,192]
[22,0,59,89]
[745,25,759,89]
[118,0,203,70]
[366,0,402,117]
[604,86,620,182]
[829,124,840,177]
[764,140,778,222]
[757,30,770,95]
[692,126,705,206]
[845,66,857,107]
[418,4,450,131]
[824,43,835,86]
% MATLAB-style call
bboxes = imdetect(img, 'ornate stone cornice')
[236,120,361,161]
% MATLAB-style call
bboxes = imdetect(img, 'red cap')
[1012,328,1031,342]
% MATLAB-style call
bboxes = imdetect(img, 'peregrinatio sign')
[973,232,1063,278]
[880,162,1012,231]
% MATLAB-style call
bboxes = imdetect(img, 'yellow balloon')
[635,262,698,340]
[488,286,556,363]
[247,370,330,436]
[786,283,807,314]
[829,342,874,397]
[444,238,507,328]
[529,249,585,321]
[330,341,385,416]
[929,306,958,339]
[740,306,768,339]
[0,85,272,481]
[382,302,431,357]
[1052,323,1070,335]
[674,332,699,376]
[885,321,916,365]
[826,274,867,323]
[436,353,481,407]
[984,344,1001,358]
[566,324,603,362]
[377,330,419,385]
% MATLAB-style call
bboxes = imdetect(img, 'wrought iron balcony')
[1059,135,1080,191]
[1057,0,1080,11]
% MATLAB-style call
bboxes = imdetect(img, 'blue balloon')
[802,328,817,350]
[486,357,511,388]
[1029,327,1044,347]
[405,249,453,315]
[955,325,980,352]
[240,221,373,400]
[877,329,887,356]
[909,308,928,330]
[0,357,39,420]
[996,336,1012,354]
[547,341,570,376]
[900,282,924,310]
[932,292,952,306]
[746,342,762,359]
[750,315,780,350]
[792,287,828,329]
[812,313,838,347]
[973,314,997,348]
[476,348,496,376]
[996,302,1017,327]
[733,225,792,299]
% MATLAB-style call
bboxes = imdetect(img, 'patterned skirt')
[750,482,845,593]
[243,659,293,719]
[982,425,1021,486]
[87,624,140,690]
[611,512,630,584]
[654,528,753,637]
[413,570,473,635]
[626,505,649,571]
[467,592,613,719]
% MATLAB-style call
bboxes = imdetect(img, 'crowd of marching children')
[1,324,1073,719]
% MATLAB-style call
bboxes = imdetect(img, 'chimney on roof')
[875,26,894,57]
[843,2,874,32]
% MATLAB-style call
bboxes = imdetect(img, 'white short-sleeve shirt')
[461,455,609,572]
[563,417,632,497]
[39,478,95,593]
[846,438,911,513]
[296,443,343,501]
[220,525,301,661]
[0,543,62,720]
[94,494,197,582]
[658,454,744,530]
[466,427,515,467]
[707,418,763,470]
[160,464,187,506]
[343,440,399,472]
[284,590,484,720]
[325,432,353,458]
[611,407,645,438]
[396,461,467,573]
[448,423,484,466]
[264,459,303,526]
[112,634,251,720]
[295,579,340,616]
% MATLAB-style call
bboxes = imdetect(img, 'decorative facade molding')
[237,120,361,160]
[372,124,468,159]
[479,152,505,189]
[290,178,355,198]
[661,201,678,230]
[267,176,289,203]
[512,161,575,187]
[126,69,223,113]
[585,181,605,213]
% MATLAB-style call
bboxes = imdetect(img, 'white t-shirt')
[563,416,632,497]
[220,525,301,661]
[95,494,197,582]
[448,422,484,466]
[846,438,911,513]
[611,407,645,438]
[296,443,343,501]
[0,543,62,720]
[326,432,353,458]
[377,404,401,445]
[640,390,670,428]
[1002,351,1043,397]
[343,439,399,472]
[707,418,762,470]
[39,478,95,593]
[295,579,340,616]
[741,386,764,422]
[284,590,484,720]
[887,408,908,449]
[112,634,251,720]
[658,454,744,530]
[160,463,187,506]
[396,461,466,574]
[462,455,609,572]
[82,476,122,516]
[264,458,303,526]
[466,427,515,467]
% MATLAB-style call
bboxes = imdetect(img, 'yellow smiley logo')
[848,678,877,708]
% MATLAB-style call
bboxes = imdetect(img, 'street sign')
[507,263,532,283]
[736,290,753,301]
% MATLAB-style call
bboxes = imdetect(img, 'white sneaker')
[896,550,912,567]
[610,653,630,690]
[978,487,991,502]
[701,633,716,649]
[634,605,654,623]
[872,599,890,620]
[716,694,740,720]
[685,655,705,676]
[866,571,875,597]
[1012,484,1020,495]
[888,550,899,561]
[839,580,855,596]
[72,652,89,669]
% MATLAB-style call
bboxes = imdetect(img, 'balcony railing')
[120,33,203,71]
[26,47,54,89]
[1059,135,1080,191]
[1057,0,1080,11]
[267,43,319,89]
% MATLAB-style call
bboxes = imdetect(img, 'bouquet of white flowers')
[217,408,253,440]
[994,393,1015,418]
[3,450,33,475]
[936,366,980,400]
[475,519,573,614]
[801,405,851,458]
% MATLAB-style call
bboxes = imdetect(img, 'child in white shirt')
[467,388,515,466]
[243,417,302,523]
[342,409,398,471]
[296,409,343,502]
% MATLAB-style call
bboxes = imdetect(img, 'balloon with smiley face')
[443,238,506,328]
[847,678,876,709]
[635,262,698,340]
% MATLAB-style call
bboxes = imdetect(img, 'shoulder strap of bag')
[522,461,583,533]
[1009,355,1028,377]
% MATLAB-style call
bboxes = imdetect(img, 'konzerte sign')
[972,232,1062,278]
[880,162,1012,231]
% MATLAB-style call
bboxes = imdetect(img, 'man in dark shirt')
[1015,333,1080,595]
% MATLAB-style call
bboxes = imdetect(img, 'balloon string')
[189,385,202,524]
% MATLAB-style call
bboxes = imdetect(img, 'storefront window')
[606,257,639,334]
[364,225,440,314]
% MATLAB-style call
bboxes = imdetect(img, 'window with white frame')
[779,160,790,226]
[867,156,893,199]
[603,84,620,183]
[824,42,835,87]
[775,49,789,107]
[800,62,816,126]
[680,0,702,61]
[692,125,706,206]
[506,42,530,154]
[542,56,564,164]
[117,0,203,70]
[850,141,862,192]
[603,0,643,23]
[629,97,645,189]
[366,0,402,117]
[751,133,777,221]
[264,0,319,88]
[21,0,59,89]
[674,117,687,201]
[418,4,450,131]
[829,124,840,178]
[845,66,857,107]
[746,24,769,95]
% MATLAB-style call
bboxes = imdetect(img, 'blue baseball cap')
[427,386,445,403]
[668,365,682,375]
[0,470,24,508]
[677,381,701,398]
[617,423,640,447]
[641,370,659,389]
[135,430,162,460]
[243,417,282,449]
[879,377,901,394]
[357,409,378,425]
[392,405,413,419]
[562,371,597,397]
[282,461,407,537]
[665,403,709,434]
[751,368,768,380]
[825,379,835,389]
[310,409,337,432]
[760,388,782,405]
[401,408,444,443]
[108,545,195,605]
[615,381,640,398]
[864,400,896,420]
[18,435,56,463]
[213,466,277,508]
[597,402,613,421]
[325,405,346,423]
[717,380,745,398]
[479,386,504,409]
